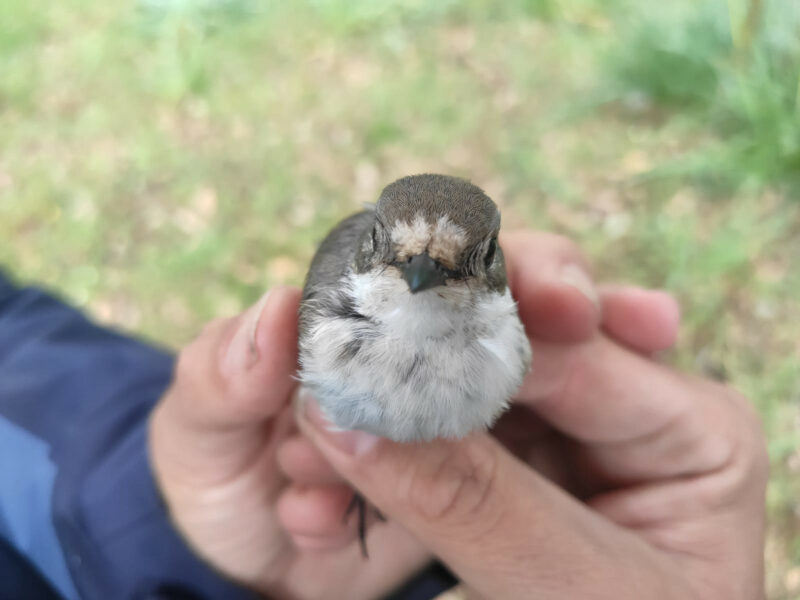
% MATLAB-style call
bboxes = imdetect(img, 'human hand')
[293,231,768,600]
[148,287,429,600]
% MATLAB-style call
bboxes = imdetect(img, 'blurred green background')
[1,0,798,596]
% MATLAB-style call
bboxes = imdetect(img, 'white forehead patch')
[390,214,467,268]
[390,214,430,257]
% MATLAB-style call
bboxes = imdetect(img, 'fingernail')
[222,291,272,374]
[559,264,599,309]
[295,387,380,457]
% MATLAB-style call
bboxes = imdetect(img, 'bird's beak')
[399,252,451,293]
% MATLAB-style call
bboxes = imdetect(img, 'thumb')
[151,285,301,484]
[295,391,660,600]
[162,285,301,432]
[149,287,303,585]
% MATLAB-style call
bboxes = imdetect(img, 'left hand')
[149,287,429,600]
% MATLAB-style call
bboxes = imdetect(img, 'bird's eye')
[484,237,498,268]
[370,226,379,252]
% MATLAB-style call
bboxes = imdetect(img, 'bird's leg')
[344,492,387,558]
[344,492,369,558]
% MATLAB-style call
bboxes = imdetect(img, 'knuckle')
[701,385,770,505]
[403,439,499,527]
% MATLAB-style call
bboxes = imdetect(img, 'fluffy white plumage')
[299,267,531,442]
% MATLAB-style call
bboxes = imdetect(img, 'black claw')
[344,493,369,558]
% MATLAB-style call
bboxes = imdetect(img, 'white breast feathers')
[299,268,531,442]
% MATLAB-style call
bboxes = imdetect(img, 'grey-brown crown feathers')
[375,174,500,248]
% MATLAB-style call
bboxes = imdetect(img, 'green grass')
[1,0,798,596]
[607,0,800,191]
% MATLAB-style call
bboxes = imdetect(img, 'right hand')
[288,232,768,600]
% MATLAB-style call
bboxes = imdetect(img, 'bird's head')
[354,174,506,295]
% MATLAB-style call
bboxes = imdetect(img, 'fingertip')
[649,290,681,347]
[253,285,302,367]
[276,484,360,549]
[296,390,382,458]
[600,286,681,353]
[501,231,600,343]
[517,280,600,343]
[219,286,302,418]
[258,285,302,388]
[659,290,681,329]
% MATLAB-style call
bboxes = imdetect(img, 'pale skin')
[149,231,768,600]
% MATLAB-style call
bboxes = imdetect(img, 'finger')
[296,392,671,599]
[272,519,431,600]
[276,484,362,551]
[587,467,768,600]
[151,287,301,486]
[167,286,302,432]
[518,334,750,483]
[277,435,345,485]
[491,407,580,493]
[599,285,681,353]
[500,231,600,342]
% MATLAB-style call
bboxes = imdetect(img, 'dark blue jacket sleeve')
[0,273,256,600]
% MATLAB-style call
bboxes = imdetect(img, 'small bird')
[298,174,532,553]
[299,173,531,442]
